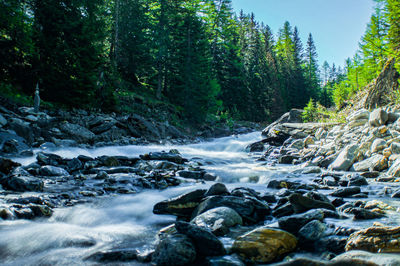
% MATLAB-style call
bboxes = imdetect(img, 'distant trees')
[331,0,400,109]
[1,0,332,123]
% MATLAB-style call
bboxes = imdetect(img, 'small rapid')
[3,132,400,265]
[4,132,280,265]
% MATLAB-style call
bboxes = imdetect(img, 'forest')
[1,0,399,125]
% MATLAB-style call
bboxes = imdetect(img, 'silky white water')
[3,132,400,265]
[3,132,278,265]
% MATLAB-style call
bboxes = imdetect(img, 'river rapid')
[2,132,400,265]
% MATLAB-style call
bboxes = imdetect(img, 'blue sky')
[231,0,375,68]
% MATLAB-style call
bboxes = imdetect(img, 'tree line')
[2,0,334,123]
[329,0,400,108]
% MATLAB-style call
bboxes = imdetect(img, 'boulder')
[347,109,370,122]
[298,220,326,242]
[387,158,400,177]
[0,157,21,175]
[349,207,385,220]
[390,142,400,154]
[330,187,361,197]
[140,152,186,164]
[352,154,387,172]
[288,193,335,213]
[328,144,359,171]
[175,221,226,257]
[0,175,44,192]
[152,234,196,266]
[246,141,265,152]
[370,138,388,153]
[278,209,324,234]
[85,249,138,262]
[40,165,70,176]
[0,114,7,127]
[261,109,304,137]
[232,227,297,264]
[346,226,400,253]
[348,175,369,186]
[153,189,206,217]
[59,122,95,143]
[204,183,229,197]
[369,108,389,127]
[332,250,400,266]
[8,118,35,143]
[191,195,270,224]
[191,207,242,235]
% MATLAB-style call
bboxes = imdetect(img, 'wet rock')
[348,175,368,186]
[28,204,53,217]
[192,195,270,224]
[175,221,226,257]
[67,158,83,171]
[331,187,361,197]
[345,226,400,252]
[369,108,388,127]
[204,183,229,196]
[298,220,327,242]
[0,157,21,174]
[348,207,385,220]
[85,249,138,262]
[232,227,297,264]
[279,155,299,164]
[153,189,206,217]
[191,207,242,236]
[246,141,265,152]
[278,209,324,234]
[315,236,347,255]
[0,114,7,127]
[40,165,69,176]
[360,171,380,178]
[152,234,196,266]
[95,171,109,180]
[329,144,359,171]
[0,175,44,192]
[8,118,35,143]
[59,122,95,143]
[36,152,63,166]
[178,170,204,180]
[288,193,335,213]
[273,202,295,218]
[332,250,400,265]
[140,151,186,164]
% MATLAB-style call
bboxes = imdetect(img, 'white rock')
[371,138,388,153]
[352,154,386,172]
[369,108,388,127]
[329,144,359,171]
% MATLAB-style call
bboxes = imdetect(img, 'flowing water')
[2,132,400,265]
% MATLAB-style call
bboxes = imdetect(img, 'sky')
[231,0,375,68]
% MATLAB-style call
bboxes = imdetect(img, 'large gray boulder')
[352,154,386,172]
[369,108,388,127]
[59,122,95,143]
[152,234,196,266]
[329,144,359,171]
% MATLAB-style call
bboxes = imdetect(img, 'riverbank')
[2,106,400,265]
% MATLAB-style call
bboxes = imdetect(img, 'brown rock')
[346,226,400,253]
[232,227,297,263]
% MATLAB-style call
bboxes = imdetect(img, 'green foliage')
[302,98,317,122]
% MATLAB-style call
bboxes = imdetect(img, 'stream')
[2,132,400,265]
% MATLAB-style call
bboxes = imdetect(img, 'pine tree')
[32,0,107,106]
[305,33,320,99]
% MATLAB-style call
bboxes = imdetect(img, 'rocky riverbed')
[2,105,400,265]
